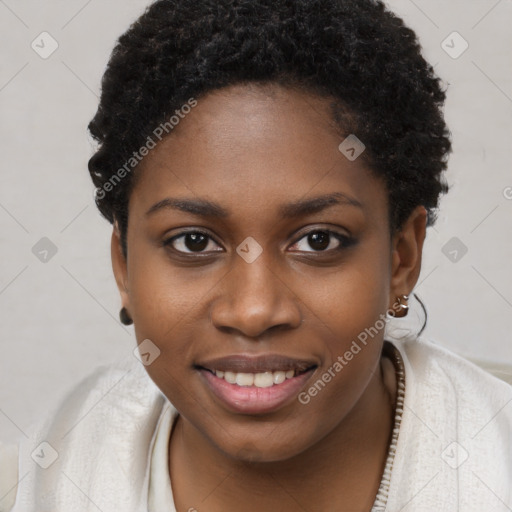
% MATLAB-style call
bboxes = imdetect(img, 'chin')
[211,427,316,464]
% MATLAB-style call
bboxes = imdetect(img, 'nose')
[209,253,302,339]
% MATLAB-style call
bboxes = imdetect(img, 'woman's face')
[112,83,424,462]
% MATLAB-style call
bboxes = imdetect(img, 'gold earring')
[392,294,409,318]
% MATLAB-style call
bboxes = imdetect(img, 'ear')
[111,220,130,309]
[388,205,427,308]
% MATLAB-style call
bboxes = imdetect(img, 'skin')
[111,83,427,511]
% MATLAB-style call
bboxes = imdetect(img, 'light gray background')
[1,0,511,444]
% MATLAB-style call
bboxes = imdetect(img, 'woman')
[1,0,511,510]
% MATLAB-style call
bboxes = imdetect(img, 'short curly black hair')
[88,0,451,259]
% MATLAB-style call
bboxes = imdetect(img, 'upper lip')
[197,354,318,374]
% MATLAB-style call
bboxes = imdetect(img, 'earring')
[120,307,133,325]
[392,294,409,318]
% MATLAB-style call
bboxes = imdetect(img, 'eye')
[164,231,222,254]
[290,230,355,253]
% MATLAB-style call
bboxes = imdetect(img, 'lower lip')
[199,369,315,415]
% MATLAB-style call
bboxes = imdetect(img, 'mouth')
[195,354,318,414]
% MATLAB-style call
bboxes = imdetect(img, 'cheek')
[302,242,391,345]
[126,246,233,401]
[293,261,391,440]
[127,244,208,332]
[300,242,390,402]
[127,260,203,414]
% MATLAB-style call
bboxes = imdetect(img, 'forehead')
[129,83,388,224]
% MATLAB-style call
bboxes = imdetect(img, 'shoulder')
[393,338,512,440]
[4,355,166,511]
[386,336,512,507]
[30,354,163,438]
[395,334,512,394]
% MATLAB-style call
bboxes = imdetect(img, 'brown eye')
[291,230,355,253]
[164,231,222,254]
[307,231,330,251]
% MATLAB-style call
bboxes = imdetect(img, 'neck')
[169,355,396,512]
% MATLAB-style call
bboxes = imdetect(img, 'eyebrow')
[145,192,363,219]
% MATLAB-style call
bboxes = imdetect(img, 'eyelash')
[162,228,356,256]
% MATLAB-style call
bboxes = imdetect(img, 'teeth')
[224,371,237,384]
[236,373,254,387]
[213,369,299,387]
[273,371,286,384]
[254,372,274,388]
